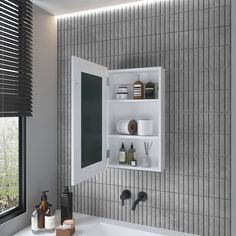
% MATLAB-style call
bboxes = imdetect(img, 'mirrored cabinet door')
[71,56,108,185]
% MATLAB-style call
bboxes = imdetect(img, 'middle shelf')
[109,134,159,140]
[109,99,159,104]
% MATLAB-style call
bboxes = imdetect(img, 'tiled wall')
[57,0,231,235]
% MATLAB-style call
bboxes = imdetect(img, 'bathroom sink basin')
[13,212,198,236]
[84,220,198,236]
[85,222,162,236]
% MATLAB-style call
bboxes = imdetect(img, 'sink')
[85,222,162,236]
[84,220,199,236]
[12,211,199,236]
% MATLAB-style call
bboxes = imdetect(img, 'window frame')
[0,117,26,224]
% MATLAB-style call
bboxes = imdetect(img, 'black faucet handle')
[120,190,131,206]
[137,191,147,202]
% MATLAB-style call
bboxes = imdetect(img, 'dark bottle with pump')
[61,186,73,224]
[127,143,136,165]
[119,143,127,164]
[38,190,49,228]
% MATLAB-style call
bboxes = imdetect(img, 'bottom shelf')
[107,162,161,172]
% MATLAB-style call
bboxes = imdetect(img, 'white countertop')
[13,212,99,236]
[13,211,198,236]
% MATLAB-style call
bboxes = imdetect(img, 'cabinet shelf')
[109,99,159,104]
[109,134,158,140]
[108,163,160,172]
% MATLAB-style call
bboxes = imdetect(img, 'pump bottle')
[61,186,73,224]
[38,190,49,228]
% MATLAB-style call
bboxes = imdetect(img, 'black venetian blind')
[0,0,32,117]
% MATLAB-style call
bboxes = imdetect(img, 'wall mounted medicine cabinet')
[71,56,165,185]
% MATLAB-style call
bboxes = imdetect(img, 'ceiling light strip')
[56,0,160,19]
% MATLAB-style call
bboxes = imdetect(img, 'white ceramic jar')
[137,120,153,136]
[115,86,128,100]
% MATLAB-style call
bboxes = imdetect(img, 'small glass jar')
[143,154,151,167]
[145,82,155,99]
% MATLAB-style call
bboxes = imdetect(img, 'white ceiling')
[32,0,144,16]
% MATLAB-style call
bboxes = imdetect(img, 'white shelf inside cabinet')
[109,134,158,140]
[109,99,159,104]
[107,163,161,172]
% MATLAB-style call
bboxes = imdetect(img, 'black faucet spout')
[131,191,147,211]
[132,198,141,210]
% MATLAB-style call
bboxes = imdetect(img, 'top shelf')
[109,99,159,103]
[109,67,163,74]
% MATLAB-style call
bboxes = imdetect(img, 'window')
[0,117,26,224]
[0,0,32,224]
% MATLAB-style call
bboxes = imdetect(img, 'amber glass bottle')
[38,190,49,228]
[133,74,144,99]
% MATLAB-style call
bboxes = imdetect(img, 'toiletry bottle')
[45,204,55,232]
[119,143,127,164]
[131,156,137,166]
[38,190,49,228]
[31,205,39,234]
[61,186,73,224]
[145,82,155,99]
[156,83,159,99]
[127,143,136,165]
[133,74,144,99]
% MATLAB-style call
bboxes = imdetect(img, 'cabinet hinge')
[106,150,110,158]
[106,77,110,86]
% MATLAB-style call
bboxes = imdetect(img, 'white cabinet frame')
[71,56,165,185]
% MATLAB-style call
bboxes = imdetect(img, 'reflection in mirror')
[81,72,102,168]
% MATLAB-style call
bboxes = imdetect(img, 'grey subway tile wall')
[57,0,231,235]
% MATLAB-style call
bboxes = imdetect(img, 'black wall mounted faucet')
[120,190,131,206]
[132,191,147,210]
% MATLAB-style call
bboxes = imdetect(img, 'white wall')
[27,3,57,221]
[232,0,236,235]
[0,5,57,236]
